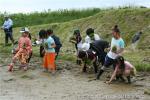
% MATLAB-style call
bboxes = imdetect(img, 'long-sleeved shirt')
[16,36,32,53]
[2,18,13,29]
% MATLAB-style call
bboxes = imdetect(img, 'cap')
[20,27,29,33]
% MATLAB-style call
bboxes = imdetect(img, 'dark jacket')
[51,35,62,53]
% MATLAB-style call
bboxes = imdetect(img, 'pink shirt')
[16,36,32,53]
[116,61,133,73]
[124,61,133,70]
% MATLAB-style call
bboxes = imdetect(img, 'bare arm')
[51,43,56,48]
[107,65,118,84]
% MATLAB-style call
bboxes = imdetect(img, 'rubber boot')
[82,63,87,72]
[119,75,125,82]
[96,70,104,80]
[127,76,131,84]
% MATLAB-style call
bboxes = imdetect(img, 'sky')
[0,0,150,14]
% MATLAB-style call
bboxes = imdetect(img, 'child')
[8,27,32,71]
[106,56,136,84]
[43,31,56,73]
[70,30,82,64]
[38,29,47,57]
[47,29,62,59]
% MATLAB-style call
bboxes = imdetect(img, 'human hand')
[104,48,110,52]
[105,81,111,84]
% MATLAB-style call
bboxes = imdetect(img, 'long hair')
[74,30,82,43]
[116,56,125,72]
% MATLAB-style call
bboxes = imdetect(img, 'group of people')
[34,29,62,73]
[1,15,137,84]
[7,28,62,74]
[70,25,136,84]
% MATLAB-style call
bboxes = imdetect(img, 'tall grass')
[0,8,101,27]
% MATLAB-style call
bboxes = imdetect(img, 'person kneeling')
[106,56,136,84]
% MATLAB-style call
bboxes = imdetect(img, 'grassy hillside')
[0,7,150,71]
[0,8,101,27]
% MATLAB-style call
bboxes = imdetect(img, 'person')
[97,25,125,79]
[1,14,14,45]
[47,29,62,59]
[35,29,47,57]
[78,40,109,73]
[78,49,97,73]
[70,29,82,64]
[43,31,56,73]
[106,56,136,84]
[85,28,101,44]
[90,40,110,66]
[25,28,32,63]
[8,27,32,71]
[131,31,143,51]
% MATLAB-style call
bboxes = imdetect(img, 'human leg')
[96,56,114,79]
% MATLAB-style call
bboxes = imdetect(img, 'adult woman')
[97,25,125,79]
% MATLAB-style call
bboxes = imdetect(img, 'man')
[1,14,14,45]
[131,31,142,51]
[47,29,62,59]
[85,28,101,44]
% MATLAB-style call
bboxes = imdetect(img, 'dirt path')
[0,53,150,100]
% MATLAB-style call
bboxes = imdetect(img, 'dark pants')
[40,45,44,57]
[5,31,14,44]
[97,55,116,79]
[55,48,60,59]
[104,55,116,69]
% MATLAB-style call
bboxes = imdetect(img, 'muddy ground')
[0,53,150,100]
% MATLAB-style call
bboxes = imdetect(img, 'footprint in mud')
[3,78,16,83]
[144,89,150,95]
[20,75,34,80]
[133,84,144,87]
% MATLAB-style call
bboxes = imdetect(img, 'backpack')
[51,35,62,52]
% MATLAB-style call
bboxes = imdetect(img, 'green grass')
[0,8,101,27]
[123,50,150,71]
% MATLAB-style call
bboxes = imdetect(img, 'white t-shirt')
[85,34,100,43]
[77,40,83,50]
[107,37,125,59]
[81,42,90,51]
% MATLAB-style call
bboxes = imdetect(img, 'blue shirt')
[2,18,13,29]
[107,37,125,59]
[111,37,125,49]
[44,36,55,53]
